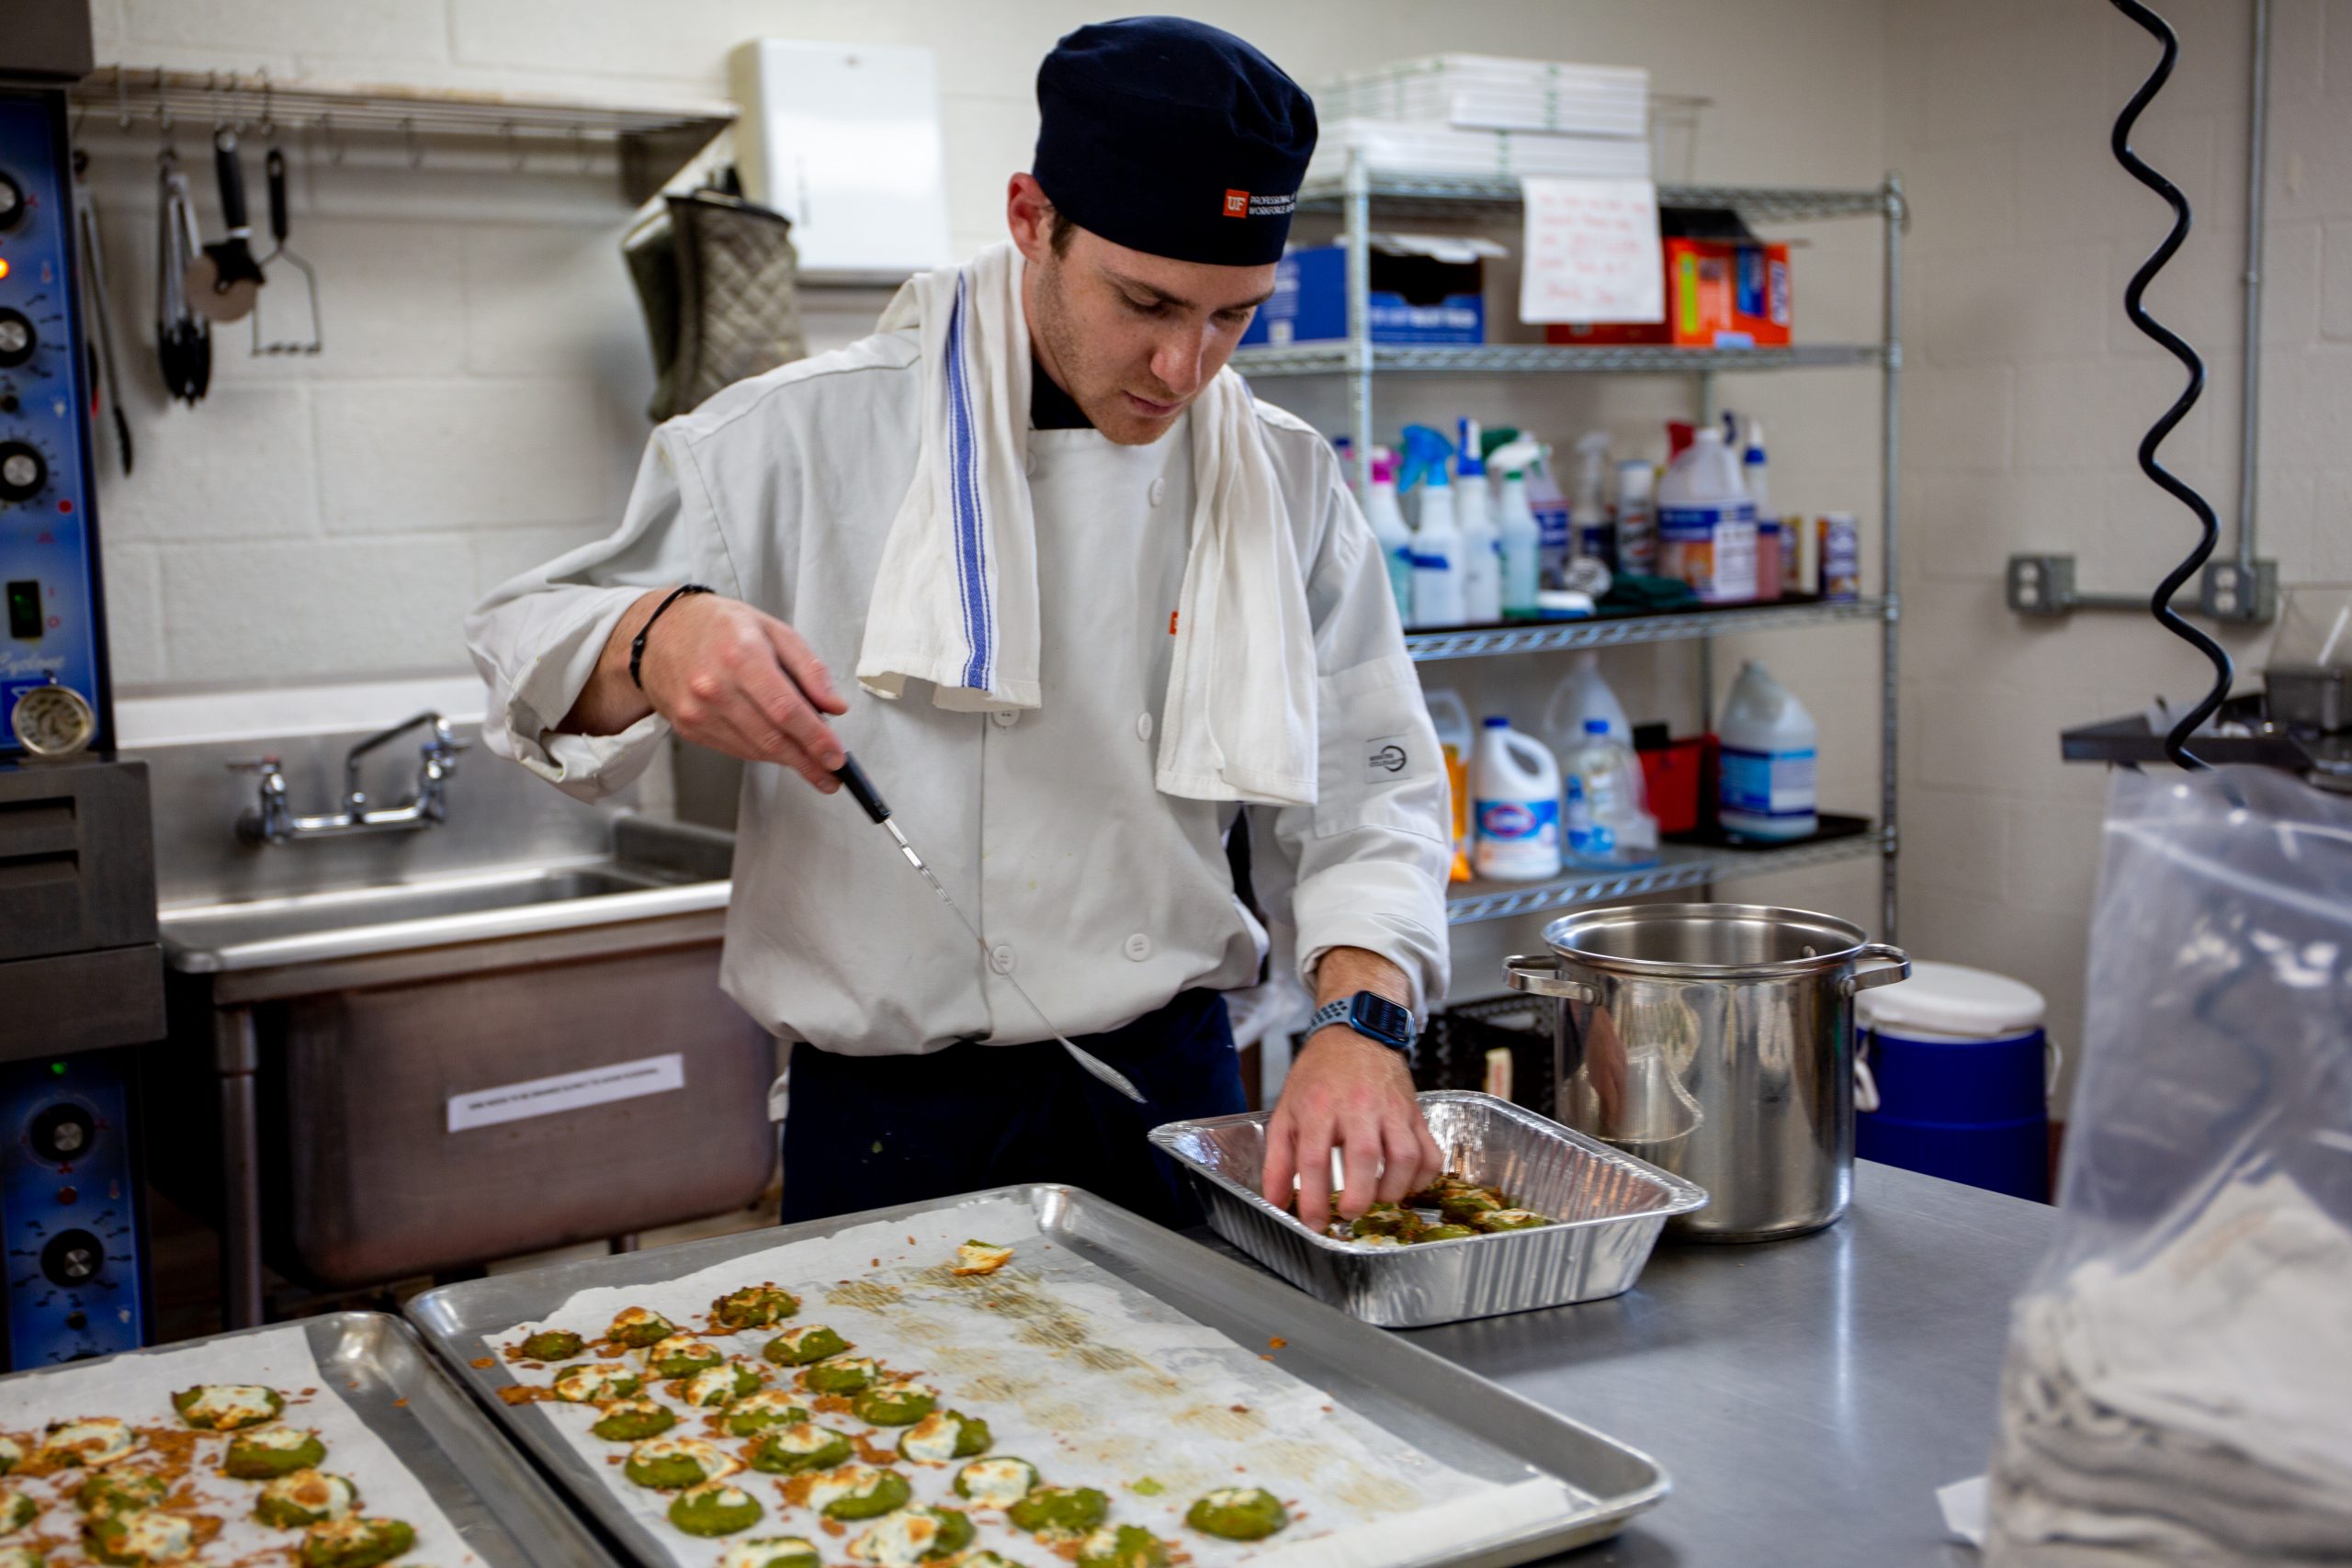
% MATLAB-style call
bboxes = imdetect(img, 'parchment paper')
[482,1195,1575,1568]
[0,1323,478,1568]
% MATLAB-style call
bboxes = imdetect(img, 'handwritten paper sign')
[1518,176,1664,324]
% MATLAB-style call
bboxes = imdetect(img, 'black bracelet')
[629,584,714,690]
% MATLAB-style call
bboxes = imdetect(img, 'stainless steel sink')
[159,818,735,975]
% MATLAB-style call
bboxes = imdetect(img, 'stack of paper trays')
[1321,55,1651,140]
[1307,118,1653,184]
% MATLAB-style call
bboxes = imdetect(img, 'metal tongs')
[154,151,209,405]
[831,756,1147,1103]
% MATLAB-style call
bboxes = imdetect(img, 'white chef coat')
[465,326,1450,1056]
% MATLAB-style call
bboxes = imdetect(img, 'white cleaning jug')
[1541,649,1632,751]
[1718,659,1818,840]
[1562,718,1659,868]
[1657,425,1758,603]
[1456,444,1502,625]
[1409,468,1465,628]
[1471,716,1563,881]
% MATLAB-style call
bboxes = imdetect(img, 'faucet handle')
[227,755,283,774]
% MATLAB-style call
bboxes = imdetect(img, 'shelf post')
[1343,147,1374,497]
[1880,172,1905,942]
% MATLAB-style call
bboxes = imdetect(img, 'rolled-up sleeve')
[1259,472,1452,1014]
[463,430,733,803]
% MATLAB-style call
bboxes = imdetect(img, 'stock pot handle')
[1504,953,1599,1003]
[1845,942,1913,996]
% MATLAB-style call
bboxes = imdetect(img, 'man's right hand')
[564,590,851,795]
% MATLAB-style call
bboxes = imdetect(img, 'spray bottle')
[1362,446,1415,625]
[1569,432,1616,571]
[1399,424,1464,628]
[1521,443,1572,581]
[1489,438,1544,617]
[1615,456,1657,576]
[1454,418,1501,624]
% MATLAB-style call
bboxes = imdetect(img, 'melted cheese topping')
[846,1509,940,1567]
[610,1307,668,1336]
[238,1426,318,1453]
[45,1419,134,1466]
[897,1414,964,1463]
[730,1392,804,1424]
[110,1511,195,1563]
[951,1242,1012,1277]
[1485,1210,1543,1224]
[630,1438,737,1481]
[554,1364,632,1401]
[179,1385,277,1427]
[262,1471,356,1520]
[680,1365,751,1406]
[865,1378,929,1404]
[771,1326,841,1356]
[769,1425,842,1457]
[1199,1489,1260,1510]
[0,1438,19,1472]
[956,1459,1036,1508]
[806,1466,889,1512]
[679,1482,755,1510]
[648,1335,718,1364]
[718,1539,818,1568]
[0,1489,33,1531]
[1077,1528,1120,1561]
[808,1357,876,1382]
[0,1544,42,1568]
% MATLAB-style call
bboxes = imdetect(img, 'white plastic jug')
[1657,426,1758,603]
[1472,716,1563,881]
[1409,472,1465,629]
[1562,718,1659,868]
[1541,650,1632,752]
[1718,659,1819,840]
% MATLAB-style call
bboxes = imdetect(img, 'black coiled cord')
[2109,0,2234,771]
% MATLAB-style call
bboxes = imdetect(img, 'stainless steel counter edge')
[162,878,734,972]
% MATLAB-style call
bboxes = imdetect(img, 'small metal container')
[1149,1090,1705,1328]
[1508,903,1908,1242]
[2267,663,2352,734]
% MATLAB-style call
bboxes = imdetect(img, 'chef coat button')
[989,943,1017,974]
[1023,449,1038,478]
[1124,933,1152,962]
[991,709,1020,728]
[1148,478,1168,506]
[1135,713,1154,741]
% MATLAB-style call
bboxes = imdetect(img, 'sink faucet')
[231,711,469,846]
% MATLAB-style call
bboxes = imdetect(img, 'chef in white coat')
[467,17,1449,1235]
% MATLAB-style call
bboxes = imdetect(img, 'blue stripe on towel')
[944,274,994,693]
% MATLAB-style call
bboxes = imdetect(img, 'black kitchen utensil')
[185,128,264,323]
[154,152,210,406]
[251,146,320,356]
[70,150,130,474]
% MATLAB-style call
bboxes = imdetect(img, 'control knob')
[29,1102,96,1166]
[39,1228,103,1288]
[0,171,22,232]
[0,440,44,504]
[0,309,31,370]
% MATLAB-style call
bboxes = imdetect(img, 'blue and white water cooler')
[1855,962,2052,1202]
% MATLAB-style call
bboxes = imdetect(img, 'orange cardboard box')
[1546,238,1792,348]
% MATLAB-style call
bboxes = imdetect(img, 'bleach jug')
[1657,425,1758,603]
[1562,718,1659,868]
[1718,659,1818,840]
[1541,649,1632,752]
[1471,717,1562,881]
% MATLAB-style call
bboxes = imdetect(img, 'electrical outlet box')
[2006,555,2075,616]
[2199,558,2278,623]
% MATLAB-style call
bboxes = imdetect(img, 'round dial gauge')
[12,682,95,756]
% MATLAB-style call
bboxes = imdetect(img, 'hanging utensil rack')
[71,66,735,202]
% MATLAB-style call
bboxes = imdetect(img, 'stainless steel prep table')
[1358,1162,2051,1565]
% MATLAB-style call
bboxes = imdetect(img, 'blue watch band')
[1308,991,1417,1051]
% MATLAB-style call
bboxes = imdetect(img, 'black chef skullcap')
[1033,17,1317,268]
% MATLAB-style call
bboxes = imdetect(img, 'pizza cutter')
[831,756,1147,1104]
[185,129,266,323]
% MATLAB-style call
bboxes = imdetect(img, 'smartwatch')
[1307,991,1417,1052]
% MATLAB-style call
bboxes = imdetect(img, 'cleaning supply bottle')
[1523,445,1572,582]
[1471,716,1563,881]
[1454,419,1501,624]
[1541,649,1633,753]
[1717,659,1819,840]
[1657,425,1758,603]
[1422,686,1475,883]
[1568,432,1616,570]
[1562,718,1659,869]
[1615,456,1657,575]
[1741,416,1781,600]
[1489,438,1544,617]
[1363,446,1415,626]
[1740,416,1770,517]
[1399,424,1464,628]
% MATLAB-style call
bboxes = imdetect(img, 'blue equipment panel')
[0,1054,144,1364]
[0,89,109,754]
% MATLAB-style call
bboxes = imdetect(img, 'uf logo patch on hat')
[1222,188,1250,218]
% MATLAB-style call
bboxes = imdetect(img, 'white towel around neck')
[856,242,1317,807]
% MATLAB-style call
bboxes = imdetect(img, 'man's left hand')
[1261,953,1442,1235]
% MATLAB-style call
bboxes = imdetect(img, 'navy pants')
[779,988,1247,1230]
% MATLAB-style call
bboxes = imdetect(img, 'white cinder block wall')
[1883,0,2349,1098]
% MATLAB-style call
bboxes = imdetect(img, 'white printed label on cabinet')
[447,1053,687,1133]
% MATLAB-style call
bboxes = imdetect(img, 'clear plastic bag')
[1985,765,2352,1565]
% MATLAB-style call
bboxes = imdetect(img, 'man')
[466,17,1448,1236]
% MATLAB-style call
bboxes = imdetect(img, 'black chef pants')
[778,987,1246,1231]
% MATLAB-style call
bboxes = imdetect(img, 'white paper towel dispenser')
[728,39,954,280]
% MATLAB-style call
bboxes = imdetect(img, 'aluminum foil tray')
[1150,1090,1707,1328]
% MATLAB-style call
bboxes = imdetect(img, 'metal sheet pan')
[1150,1092,1708,1328]
[404,1183,1670,1567]
[0,1312,616,1568]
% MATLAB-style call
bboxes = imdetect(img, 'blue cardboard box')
[1240,236,1497,347]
